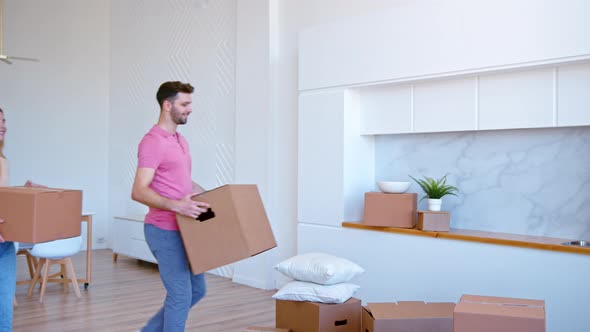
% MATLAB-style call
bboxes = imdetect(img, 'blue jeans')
[0,242,16,332]
[142,224,206,332]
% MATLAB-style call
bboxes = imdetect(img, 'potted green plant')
[409,174,458,211]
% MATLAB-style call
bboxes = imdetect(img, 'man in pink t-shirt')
[131,81,209,332]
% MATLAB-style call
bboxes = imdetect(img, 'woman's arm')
[0,157,9,187]
[0,158,7,242]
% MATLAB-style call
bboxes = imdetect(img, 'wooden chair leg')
[28,259,45,297]
[39,259,52,303]
[27,253,38,278]
[65,258,81,298]
[113,253,118,263]
[60,263,69,292]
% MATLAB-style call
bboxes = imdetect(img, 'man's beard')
[171,106,188,125]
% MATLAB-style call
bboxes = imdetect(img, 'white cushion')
[272,281,359,304]
[274,252,364,285]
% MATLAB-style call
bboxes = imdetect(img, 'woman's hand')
[24,180,48,188]
[0,218,5,242]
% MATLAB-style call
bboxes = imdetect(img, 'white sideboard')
[112,215,156,264]
[298,223,590,332]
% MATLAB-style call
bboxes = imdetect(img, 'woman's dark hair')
[156,81,194,107]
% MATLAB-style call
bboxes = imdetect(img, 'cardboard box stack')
[272,253,364,332]
[363,192,417,228]
[176,184,277,275]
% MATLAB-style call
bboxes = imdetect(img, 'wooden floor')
[13,250,276,331]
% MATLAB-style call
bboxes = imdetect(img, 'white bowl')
[377,181,411,193]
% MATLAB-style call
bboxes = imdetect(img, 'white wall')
[0,0,110,249]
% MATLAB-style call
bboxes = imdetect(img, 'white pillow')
[274,252,364,285]
[272,281,359,304]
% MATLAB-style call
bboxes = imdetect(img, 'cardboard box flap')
[368,302,455,319]
[0,187,66,194]
[458,295,545,319]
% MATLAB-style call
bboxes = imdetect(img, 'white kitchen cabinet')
[112,215,157,264]
[558,62,590,127]
[478,69,554,130]
[413,77,476,133]
[357,63,590,135]
[299,0,590,135]
[360,84,412,134]
[299,0,590,91]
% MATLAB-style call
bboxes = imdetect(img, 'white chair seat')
[16,242,34,251]
[29,236,82,260]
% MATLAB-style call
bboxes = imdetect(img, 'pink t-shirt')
[138,125,192,231]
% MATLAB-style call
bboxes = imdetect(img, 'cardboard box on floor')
[276,298,361,332]
[363,192,417,228]
[417,210,450,231]
[243,327,290,332]
[0,187,82,243]
[454,294,545,332]
[177,184,277,275]
[362,301,454,332]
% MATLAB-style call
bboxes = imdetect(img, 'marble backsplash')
[375,126,590,240]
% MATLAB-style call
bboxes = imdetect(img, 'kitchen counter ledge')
[342,222,590,256]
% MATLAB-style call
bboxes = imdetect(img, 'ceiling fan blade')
[0,57,12,65]
[8,55,40,62]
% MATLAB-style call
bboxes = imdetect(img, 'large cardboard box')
[454,295,545,332]
[0,187,82,243]
[276,298,361,332]
[417,211,450,231]
[362,301,454,332]
[363,192,417,228]
[243,327,290,332]
[177,184,277,275]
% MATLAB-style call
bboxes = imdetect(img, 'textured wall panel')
[109,0,237,276]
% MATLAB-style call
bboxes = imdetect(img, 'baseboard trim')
[232,274,274,290]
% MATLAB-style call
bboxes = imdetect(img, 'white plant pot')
[428,198,442,211]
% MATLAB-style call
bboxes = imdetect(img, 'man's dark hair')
[156,81,194,107]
